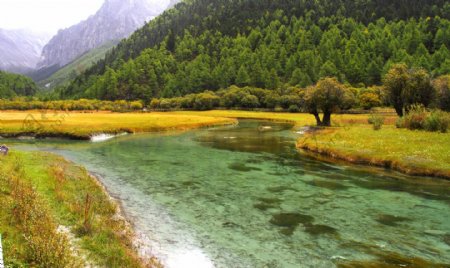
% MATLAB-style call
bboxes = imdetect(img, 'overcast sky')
[0,0,104,34]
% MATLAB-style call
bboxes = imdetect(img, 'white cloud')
[0,0,104,34]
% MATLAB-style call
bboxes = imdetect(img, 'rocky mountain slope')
[37,0,173,70]
[0,29,50,74]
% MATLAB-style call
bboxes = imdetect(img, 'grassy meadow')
[0,150,160,267]
[0,110,236,139]
[297,124,450,179]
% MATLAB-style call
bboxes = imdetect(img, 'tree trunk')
[312,111,322,126]
[394,103,403,117]
[322,112,331,126]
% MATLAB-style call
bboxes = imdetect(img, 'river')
[12,120,450,267]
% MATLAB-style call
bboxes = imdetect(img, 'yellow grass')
[0,110,236,139]
[173,110,399,126]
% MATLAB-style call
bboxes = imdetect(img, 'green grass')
[0,151,159,267]
[38,41,117,89]
[297,125,450,178]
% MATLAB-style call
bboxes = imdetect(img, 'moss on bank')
[0,150,160,267]
[297,126,450,179]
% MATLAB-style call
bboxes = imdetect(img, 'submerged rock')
[267,186,297,193]
[270,213,313,228]
[444,234,450,246]
[254,203,277,211]
[375,214,410,227]
[228,162,262,172]
[303,223,338,236]
[254,197,283,211]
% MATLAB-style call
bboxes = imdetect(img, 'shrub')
[288,104,300,113]
[433,75,450,112]
[424,110,450,133]
[274,106,284,112]
[368,114,385,130]
[130,101,143,110]
[359,92,382,110]
[398,105,450,132]
[395,117,405,128]
[402,105,428,130]
[159,99,172,110]
[149,98,160,109]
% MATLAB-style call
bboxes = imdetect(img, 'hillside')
[36,0,176,79]
[0,70,38,98]
[38,41,118,89]
[62,0,450,100]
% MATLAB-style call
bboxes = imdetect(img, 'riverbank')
[297,125,450,179]
[0,150,160,267]
[0,110,236,139]
[176,111,450,179]
[1,109,449,180]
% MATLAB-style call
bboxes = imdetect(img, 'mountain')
[37,0,174,72]
[0,29,50,74]
[38,41,118,89]
[62,0,449,100]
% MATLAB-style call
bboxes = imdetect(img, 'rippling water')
[12,120,450,267]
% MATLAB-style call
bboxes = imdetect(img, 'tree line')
[62,15,449,101]
[0,71,37,98]
[81,0,449,80]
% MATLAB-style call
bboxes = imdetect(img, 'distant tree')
[383,64,434,116]
[193,91,220,110]
[383,64,409,116]
[304,77,353,126]
[432,75,450,112]
[236,65,251,87]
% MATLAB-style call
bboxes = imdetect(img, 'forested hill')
[63,0,450,100]
[0,71,38,98]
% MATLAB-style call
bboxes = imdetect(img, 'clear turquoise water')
[12,120,450,267]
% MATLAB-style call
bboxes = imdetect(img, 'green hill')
[62,0,450,100]
[38,41,117,89]
[0,70,38,98]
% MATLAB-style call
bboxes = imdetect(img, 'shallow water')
[12,120,450,267]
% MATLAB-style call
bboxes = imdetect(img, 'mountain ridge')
[37,0,172,71]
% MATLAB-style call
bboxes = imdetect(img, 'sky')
[0,0,104,35]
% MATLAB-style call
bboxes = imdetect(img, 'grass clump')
[368,114,385,130]
[397,105,450,133]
